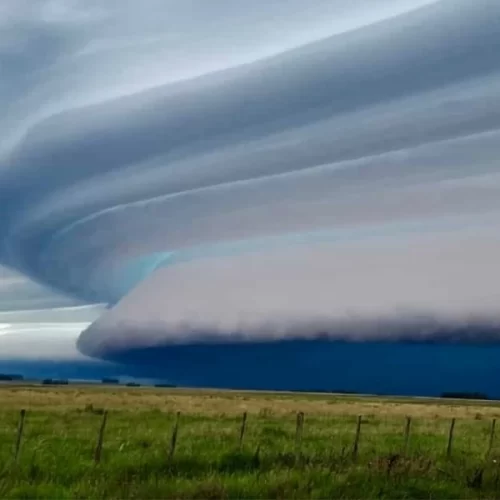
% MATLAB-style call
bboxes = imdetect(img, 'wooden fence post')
[252,444,261,467]
[14,409,26,461]
[295,412,304,465]
[239,412,247,450]
[446,418,456,458]
[487,419,496,457]
[352,415,362,460]
[94,411,108,463]
[168,411,180,462]
[403,416,412,455]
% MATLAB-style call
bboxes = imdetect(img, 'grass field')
[1,385,500,498]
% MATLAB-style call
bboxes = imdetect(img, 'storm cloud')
[2,0,500,390]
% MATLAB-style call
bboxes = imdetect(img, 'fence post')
[352,415,362,460]
[94,411,108,463]
[14,409,26,461]
[295,412,304,465]
[239,412,247,450]
[446,418,456,459]
[168,411,180,462]
[252,444,261,467]
[403,416,412,455]
[487,419,497,457]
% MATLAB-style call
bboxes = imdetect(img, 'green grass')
[1,386,500,498]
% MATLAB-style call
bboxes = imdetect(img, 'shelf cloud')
[2,0,500,391]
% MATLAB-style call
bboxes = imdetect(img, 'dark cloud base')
[97,338,500,398]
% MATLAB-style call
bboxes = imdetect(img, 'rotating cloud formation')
[2,0,500,391]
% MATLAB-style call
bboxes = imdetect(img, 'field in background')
[1,385,500,498]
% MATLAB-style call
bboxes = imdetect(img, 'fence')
[9,409,497,465]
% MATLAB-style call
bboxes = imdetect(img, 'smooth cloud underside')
[2,0,500,386]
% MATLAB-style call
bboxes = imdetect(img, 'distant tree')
[441,391,489,400]
[0,374,23,381]
[101,378,119,384]
[42,379,69,386]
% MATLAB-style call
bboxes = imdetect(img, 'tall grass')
[0,386,500,498]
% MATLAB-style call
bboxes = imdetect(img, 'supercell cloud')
[2,0,500,391]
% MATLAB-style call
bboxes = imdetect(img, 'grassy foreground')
[1,386,500,498]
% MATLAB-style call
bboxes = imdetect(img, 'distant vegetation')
[101,378,119,384]
[0,374,23,381]
[41,379,69,386]
[441,392,489,401]
[1,373,493,404]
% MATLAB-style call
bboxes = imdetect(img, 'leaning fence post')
[403,416,412,455]
[168,411,180,462]
[295,412,304,465]
[352,415,362,460]
[239,412,247,450]
[94,411,108,463]
[14,409,26,461]
[487,419,497,457]
[446,418,456,458]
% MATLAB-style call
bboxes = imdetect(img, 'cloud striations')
[1,0,500,390]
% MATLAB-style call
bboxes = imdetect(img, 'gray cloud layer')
[78,226,500,356]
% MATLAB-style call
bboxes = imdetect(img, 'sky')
[1,0,500,393]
